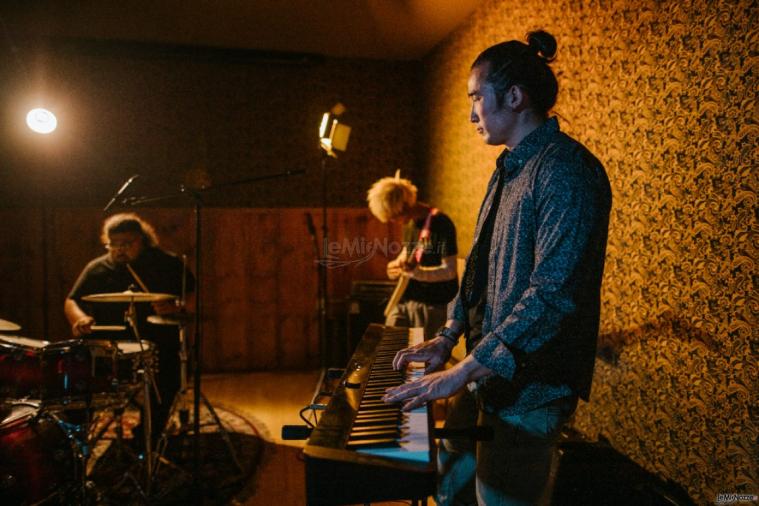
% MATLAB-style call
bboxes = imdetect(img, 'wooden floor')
[201,370,318,506]
[202,370,323,448]
[202,370,431,506]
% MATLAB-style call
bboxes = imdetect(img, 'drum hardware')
[88,393,153,503]
[56,411,102,504]
[82,287,166,497]
[77,347,160,501]
[114,340,156,393]
[151,256,243,478]
[151,315,244,477]
[121,291,159,496]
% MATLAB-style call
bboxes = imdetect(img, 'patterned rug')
[87,401,264,505]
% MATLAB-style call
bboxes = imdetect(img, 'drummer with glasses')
[65,217,187,337]
[64,212,195,446]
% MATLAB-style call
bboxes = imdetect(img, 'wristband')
[436,326,459,345]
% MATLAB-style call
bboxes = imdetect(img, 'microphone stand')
[104,174,140,212]
[318,151,329,368]
[190,188,203,489]
[118,168,305,497]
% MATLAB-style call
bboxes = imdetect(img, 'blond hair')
[367,170,417,223]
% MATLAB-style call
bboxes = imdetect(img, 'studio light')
[319,112,331,139]
[319,103,350,157]
[26,108,57,134]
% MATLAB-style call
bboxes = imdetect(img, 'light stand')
[318,152,328,368]
[317,104,350,368]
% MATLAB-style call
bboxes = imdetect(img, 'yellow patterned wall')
[420,0,757,502]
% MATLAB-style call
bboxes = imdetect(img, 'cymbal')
[147,313,194,326]
[82,290,176,303]
[0,318,21,332]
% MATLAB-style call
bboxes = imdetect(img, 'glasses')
[105,238,139,251]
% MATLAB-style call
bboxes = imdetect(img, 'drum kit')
[0,290,189,505]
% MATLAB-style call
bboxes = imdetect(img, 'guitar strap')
[383,207,439,318]
[412,207,438,264]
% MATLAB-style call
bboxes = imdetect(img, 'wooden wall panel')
[0,207,398,372]
[0,210,45,337]
[277,211,320,369]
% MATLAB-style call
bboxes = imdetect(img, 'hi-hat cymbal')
[82,290,176,303]
[147,313,194,326]
[0,318,21,332]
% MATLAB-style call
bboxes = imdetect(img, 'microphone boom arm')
[103,174,140,212]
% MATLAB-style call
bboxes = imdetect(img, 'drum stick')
[91,325,127,332]
[126,263,150,293]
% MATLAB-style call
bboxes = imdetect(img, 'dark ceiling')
[1,0,481,60]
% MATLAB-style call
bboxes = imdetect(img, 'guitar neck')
[383,275,410,317]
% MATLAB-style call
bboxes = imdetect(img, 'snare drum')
[0,336,48,399]
[115,340,155,390]
[39,339,119,409]
[0,402,77,504]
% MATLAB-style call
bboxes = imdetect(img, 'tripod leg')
[200,393,244,474]
[152,389,184,476]
[140,368,153,496]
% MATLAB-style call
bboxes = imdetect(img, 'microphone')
[434,426,494,441]
[103,174,140,212]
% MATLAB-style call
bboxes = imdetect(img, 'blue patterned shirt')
[448,117,612,417]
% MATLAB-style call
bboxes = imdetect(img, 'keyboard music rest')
[303,324,435,506]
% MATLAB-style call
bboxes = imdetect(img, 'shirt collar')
[497,117,560,176]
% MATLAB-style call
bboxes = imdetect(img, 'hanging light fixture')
[26,107,58,134]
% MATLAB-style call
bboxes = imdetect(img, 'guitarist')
[367,172,459,340]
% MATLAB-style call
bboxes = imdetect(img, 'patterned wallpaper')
[420,0,757,502]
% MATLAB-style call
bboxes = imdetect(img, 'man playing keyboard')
[384,31,612,505]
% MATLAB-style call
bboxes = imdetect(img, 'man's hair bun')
[527,30,557,62]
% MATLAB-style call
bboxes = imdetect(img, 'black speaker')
[552,430,695,506]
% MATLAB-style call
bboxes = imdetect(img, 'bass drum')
[0,402,78,504]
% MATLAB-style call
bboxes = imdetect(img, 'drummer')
[64,212,195,446]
